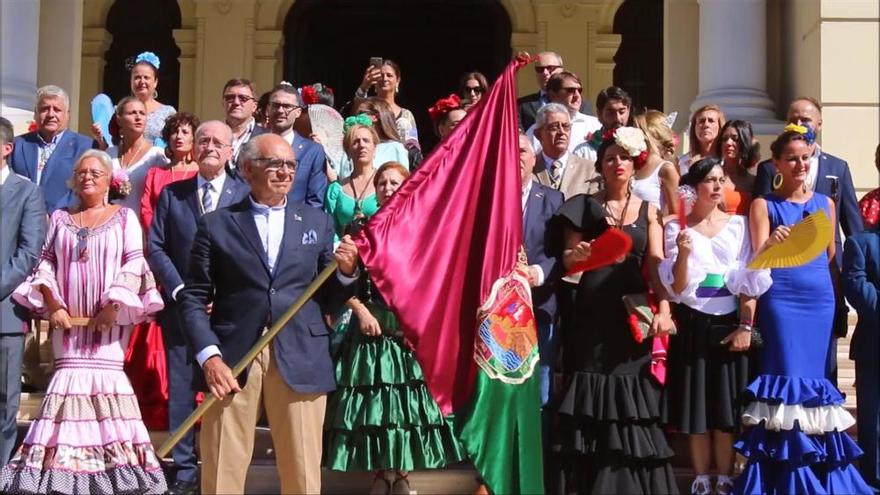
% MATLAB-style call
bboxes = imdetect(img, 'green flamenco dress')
[323,275,466,471]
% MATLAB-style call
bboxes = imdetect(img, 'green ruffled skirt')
[323,308,466,471]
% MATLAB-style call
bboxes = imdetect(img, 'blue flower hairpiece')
[784,123,816,145]
[134,51,161,70]
[344,113,373,133]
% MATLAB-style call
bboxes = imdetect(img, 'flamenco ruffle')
[742,402,856,434]
[745,374,845,407]
[1,442,166,495]
[734,450,872,495]
[334,334,424,387]
[556,372,678,494]
[735,426,863,466]
[323,422,466,471]
[558,371,661,422]
[326,383,446,430]
[0,463,166,495]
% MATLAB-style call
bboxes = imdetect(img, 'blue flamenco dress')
[734,193,872,494]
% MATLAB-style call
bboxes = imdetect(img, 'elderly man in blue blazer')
[0,117,47,464]
[843,228,880,492]
[179,133,358,495]
[250,83,328,209]
[753,97,863,381]
[9,85,94,212]
[146,121,249,495]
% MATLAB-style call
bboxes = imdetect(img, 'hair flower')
[135,51,161,70]
[344,113,373,133]
[783,123,816,145]
[109,169,132,201]
[613,127,648,157]
[428,94,462,122]
[301,86,319,106]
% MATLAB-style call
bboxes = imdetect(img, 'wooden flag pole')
[156,261,339,459]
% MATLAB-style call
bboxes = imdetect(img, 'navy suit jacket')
[251,126,328,209]
[146,174,249,345]
[524,182,564,326]
[753,151,863,265]
[843,230,880,363]
[0,173,47,334]
[179,197,348,393]
[9,131,95,212]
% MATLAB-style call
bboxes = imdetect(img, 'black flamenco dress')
[554,195,678,494]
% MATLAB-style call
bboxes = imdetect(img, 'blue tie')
[202,182,214,213]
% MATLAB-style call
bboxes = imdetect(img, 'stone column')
[0,0,41,133]
[38,0,84,131]
[690,0,781,133]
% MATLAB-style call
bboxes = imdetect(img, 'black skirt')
[662,304,754,434]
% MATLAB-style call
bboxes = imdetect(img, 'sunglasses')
[224,93,255,103]
[535,65,561,73]
[465,86,485,94]
[560,86,583,95]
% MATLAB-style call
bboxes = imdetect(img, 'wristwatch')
[355,87,369,99]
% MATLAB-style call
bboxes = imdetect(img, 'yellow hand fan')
[748,209,832,269]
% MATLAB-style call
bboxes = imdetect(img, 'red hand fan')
[566,228,633,276]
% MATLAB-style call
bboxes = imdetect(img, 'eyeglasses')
[196,137,231,149]
[223,93,255,103]
[535,65,561,74]
[74,169,107,179]
[252,157,297,173]
[465,86,485,94]
[560,86,583,95]
[269,102,301,113]
[544,123,572,132]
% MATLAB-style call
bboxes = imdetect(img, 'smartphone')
[369,57,383,70]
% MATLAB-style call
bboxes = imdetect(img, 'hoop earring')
[772,172,783,190]
[395,86,399,94]
[153,90,158,100]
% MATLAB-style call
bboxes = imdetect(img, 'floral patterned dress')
[1,207,166,494]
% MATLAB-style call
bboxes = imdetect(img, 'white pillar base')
[0,104,35,135]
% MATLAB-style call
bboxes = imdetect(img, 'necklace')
[348,169,376,218]
[120,138,146,169]
[73,205,110,261]
[603,190,633,228]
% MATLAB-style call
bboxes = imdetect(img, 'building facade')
[1,0,877,191]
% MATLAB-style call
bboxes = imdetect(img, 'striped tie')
[202,182,214,214]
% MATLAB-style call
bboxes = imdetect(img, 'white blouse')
[659,215,771,315]
[108,145,168,212]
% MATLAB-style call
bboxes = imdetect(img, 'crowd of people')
[0,48,878,495]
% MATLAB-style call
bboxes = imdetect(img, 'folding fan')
[309,104,344,168]
[566,227,633,276]
[90,94,114,145]
[747,209,832,269]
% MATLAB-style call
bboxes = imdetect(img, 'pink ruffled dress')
[1,207,167,494]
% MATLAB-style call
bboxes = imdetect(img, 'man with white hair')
[531,103,602,200]
[9,85,95,212]
[518,51,593,130]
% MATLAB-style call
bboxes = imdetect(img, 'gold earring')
[772,172,783,190]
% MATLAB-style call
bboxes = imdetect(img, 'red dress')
[126,165,198,429]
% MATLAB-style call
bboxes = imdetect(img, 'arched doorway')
[613,0,663,112]
[283,0,512,151]
[103,0,182,108]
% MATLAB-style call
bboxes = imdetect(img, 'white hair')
[535,103,571,129]
[67,150,114,192]
[195,120,233,143]
[35,85,69,111]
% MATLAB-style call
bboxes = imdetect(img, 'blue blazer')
[146,174,249,345]
[843,230,880,363]
[251,126,328,209]
[9,131,95,212]
[524,181,564,326]
[754,151,863,265]
[0,173,47,334]
[179,197,349,393]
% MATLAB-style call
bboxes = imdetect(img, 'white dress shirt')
[35,130,65,184]
[0,165,9,185]
[806,144,821,191]
[197,172,227,214]
[230,118,256,167]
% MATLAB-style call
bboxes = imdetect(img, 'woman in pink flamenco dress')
[0,150,167,494]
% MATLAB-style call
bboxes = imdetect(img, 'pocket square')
[302,229,318,245]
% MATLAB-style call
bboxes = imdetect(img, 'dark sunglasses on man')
[535,65,560,73]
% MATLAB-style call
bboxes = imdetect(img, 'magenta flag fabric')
[354,57,527,414]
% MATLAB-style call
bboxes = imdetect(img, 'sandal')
[716,475,735,495]
[391,470,414,495]
[690,475,712,495]
[370,470,392,495]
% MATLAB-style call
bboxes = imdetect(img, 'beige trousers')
[199,344,326,494]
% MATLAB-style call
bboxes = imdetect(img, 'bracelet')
[737,324,753,332]
[109,301,121,312]
[355,87,369,98]
[739,318,753,326]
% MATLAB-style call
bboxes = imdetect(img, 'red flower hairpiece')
[634,150,649,169]
[428,94,462,122]
[301,86,319,105]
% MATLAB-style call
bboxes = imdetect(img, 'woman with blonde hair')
[336,99,410,180]
[633,110,681,215]
[680,105,726,174]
